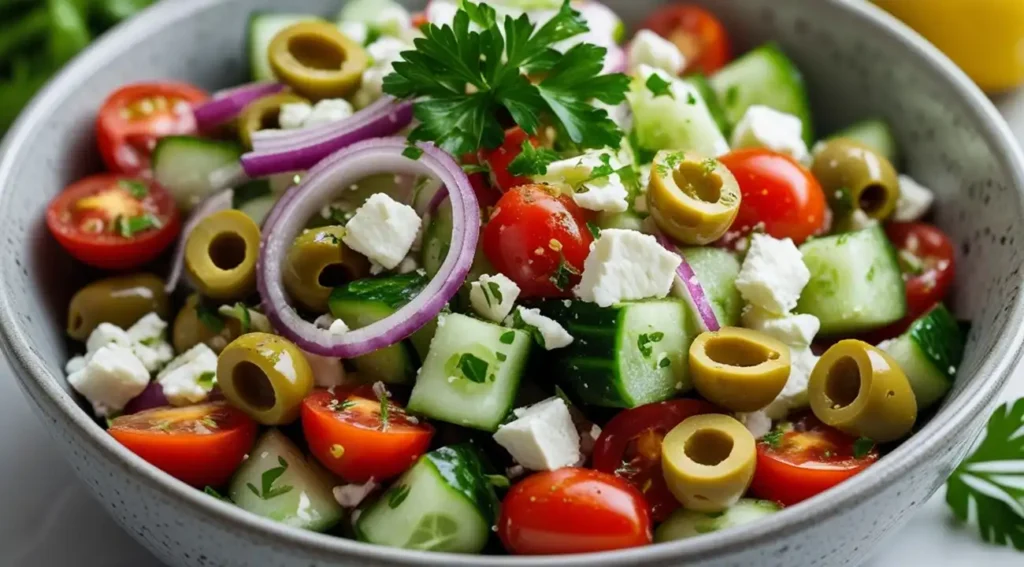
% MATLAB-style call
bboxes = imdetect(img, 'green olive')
[283,226,370,312]
[237,92,310,148]
[689,327,791,412]
[809,339,917,443]
[647,151,742,245]
[268,21,368,100]
[812,138,900,221]
[172,295,244,354]
[185,210,261,301]
[217,332,314,425]
[661,414,757,513]
[67,273,169,340]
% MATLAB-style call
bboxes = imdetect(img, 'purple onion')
[165,189,234,294]
[122,382,169,414]
[193,82,286,131]
[653,230,721,332]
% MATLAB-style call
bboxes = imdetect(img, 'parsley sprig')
[246,457,293,500]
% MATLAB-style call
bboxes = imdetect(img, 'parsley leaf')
[549,253,581,291]
[507,140,560,177]
[499,331,516,345]
[387,484,411,509]
[762,428,784,450]
[645,73,674,99]
[484,281,504,306]
[637,332,664,358]
[852,437,875,459]
[118,179,148,199]
[402,145,424,160]
[510,309,546,348]
[246,457,292,500]
[458,352,490,383]
[195,302,225,333]
[117,214,160,238]
[586,221,602,239]
[196,371,217,391]
[486,474,511,489]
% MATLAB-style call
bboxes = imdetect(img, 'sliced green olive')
[217,332,314,425]
[237,92,310,148]
[283,226,370,313]
[812,138,900,221]
[647,151,742,245]
[185,210,261,301]
[172,294,244,354]
[268,21,368,100]
[67,273,169,340]
[662,414,757,513]
[689,327,791,412]
[809,339,917,443]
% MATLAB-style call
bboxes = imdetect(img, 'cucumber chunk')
[355,444,498,553]
[248,13,321,81]
[828,119,899,165]
[655,499,781,542]
[680,247,742,327]
[683,73,731,136]
[880,304,964,410]
[421,201,494,281]
[228,430,343,532]
[534,299,698,408]
[407,313,532,431]
[797,225,906,334]
[152,136,242,212]
[627,68,730,158]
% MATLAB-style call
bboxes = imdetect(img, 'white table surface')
[2,91,1023,567]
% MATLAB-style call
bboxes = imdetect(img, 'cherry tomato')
[592,399,721,521]
[483,184,593,298]
[886,222,955,319]
[479,127,541,193]
[641,4,732,75]
[46,173,181,270]
[750,413,879,506]
[301,387,434,483]
[108,402,257,487]
[498,468,652,555]
[718,148,828,245]
[97,82,208,175]
[461,152,500,209]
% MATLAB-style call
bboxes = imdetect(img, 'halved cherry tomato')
[301,387,434,483]
[886,222,955,319]
[460,152,500,209]
[718,148,827,245]
[97,82,208,175]
[498,468,652,555]
[750,412,879,506]
[483,184,593,298]
[641,4,732,75]
[108,402,257,487]
[592,399,721,522]
[479,127,542,193]
[46,173,181,270]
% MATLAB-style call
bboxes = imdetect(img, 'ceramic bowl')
[1,1,1023,566]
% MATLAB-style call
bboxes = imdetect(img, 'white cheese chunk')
[278,103,313,130]
[575,228,681,307]
[493,397,581,471]
[512,307,574,350]
[342,193,422,270]
[742,306,820,347]
[304,99,355,128]
[538,151,629,213]
[352,37,409,108]
[735,233,810,315]
[126,313,175,372]
[470,273,521,323]
[764,347,819,419]
[67,344,150,417]
[847,209,879,231]
[627,29,686,76]
[65,355,87,375]
[156,344,218,406]
[329,318,350,335]
[126,313,167,344]
[893,174,935,222]
[338,21,369,46]
[397,256,419,274]
[736,410,773,439]
[86,323,132,354]
[730,105,810,165]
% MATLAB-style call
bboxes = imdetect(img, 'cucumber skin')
[422,445,499,525]
[884,304,964,409]
[829,119,900,166]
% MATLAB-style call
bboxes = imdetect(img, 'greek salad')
[47,0,965,556]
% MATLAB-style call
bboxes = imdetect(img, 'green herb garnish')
[586,221,602,239]
[118,179,148,199]
[762,428,784,450]
[508,140,561,177]
[117,214,160,238]
[637,332,664,358]
[387,484,411,509]
[402,145,424,160]
[499,331,516,345]
[549,254,581,291]
[486,474,511,489]
[246,457,293,500]
[457,353,490,383]
[196,371,217,391]
[195,302,225,333]
[852,437,875,459]
[645,73,674,99]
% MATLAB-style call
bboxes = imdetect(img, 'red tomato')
[641,4,732,75]
[46,173,181,270]
[108,402,257,487]
[886,222,955,319]
[479,127,541,193]
[498,468,652,555]
[718,148,828,245]
[592,399,721,521]
[750,413,879,506]
[461,152,500,209]
[483,184,593,298]
[301,387,434,483]
[97,82,208,175]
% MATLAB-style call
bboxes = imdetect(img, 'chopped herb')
[852,437,875,459]
[457,353,490,383]
[656,151,685,178]
[402,145,424,160]
[508,141,561,177]
[645,73,674,99]
[329,444,345,458]
[499,331,516,345]
[195,302,225,333]
[199,415,217,429]
[387,484,411,509]
[549,254,581,291]
[496,351,507,362]
[724,85,740,106]
[378,388,391,431]
[196,371,217,391]
[486,281,503,306]
[586,153,616,181]
[246,456,293,500]
[486,474,511,489]
[637,332,664,358]
[139,336,162,347]
[203,486,229,501]
[762,428,784,450]
[701,158,717,174]
[327,398,356,412]
[118,179,149,199]
[586,221,602,239]
[658,357,671,368]
[461,162,490,175]
[686,92,697,105]
[511,309,546,348]
[866,264,877,282]
[326,205,348,226]
[117,214,160,238]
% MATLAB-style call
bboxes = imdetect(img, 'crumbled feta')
[67,344,150,417]
[352,37,409,108]
[342,193,422,270]
[537,151,629,213]
[329,318,350,335]
[470,273,521,323]
[627,29,686,76]
[65,355,87,375]
[736,410,773,439]
[303,350,349,388]
[126,313,175,372]
[493,397,581,471]
[315,314,339,329]
[86,323,132,354]
[304,99,355,128]
[126,313,167,345]
[735,233,810,315]
[513,307,574,350]
[764,347,818,419]
[333,479,379,508]
[156,344,218,406]
[338,21,369,45]
[278,102,313,130]
[847,209,878,231]
[575,229,681,307]
[742,306,820,347]
[730,105,811,165]
[893,174,934,222]
[397,256,419,274]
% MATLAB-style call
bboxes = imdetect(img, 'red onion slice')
[258,138,480,357]
[122,382,169,414]
[604,44,626,74]
[250,97,407,152]
[193,82,285,131]
[165,189,234,293]
[653,231,720,332]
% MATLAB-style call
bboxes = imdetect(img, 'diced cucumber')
[408,313,532,431]
[684,74,731,136]
[152,136,243,212]
[797,225,906,334]
[595,209,646,232]
[655,499,781,542]
[680,247,743,327]
[710,43,814,145]
[421,201,494,282]
[828,118,900,165]
[336,0,409,38]
[228,430,343,532]
[627,69,730,158]
[881,304,964,410]
[355,445,498,553]
[248,13,322,81]
[534,299,697,408]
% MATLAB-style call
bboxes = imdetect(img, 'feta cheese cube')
[338,21,369,46]
[893,174,934,222]
[329,318,350,335]
[304,99,355,128]
[627,29,687,76]
[764,347,818,419]
[342,193,422,270]
[352,37,409,107]
[847,209,878,231]
[133,341,175,374]
[538,151,629,213]
[470,273,521,323]
[126,313,167,344]
[278,102,313,130]
[65,355,87,375]
[67,344,150,417]
[513,307,574,350]
[397,256,419,274]
[735,233,810,315]
[742,306,820,347]
[126,313,175,372]
[493,397,581,471]
[86,323,132,354]
[730,105,811,165]
[157,344,218,406]
[736,410,773,439]
[575,229,681,307]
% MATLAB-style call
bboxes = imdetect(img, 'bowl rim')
[2,0,1024,564]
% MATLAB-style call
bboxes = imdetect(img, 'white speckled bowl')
[1,1,1023,566]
